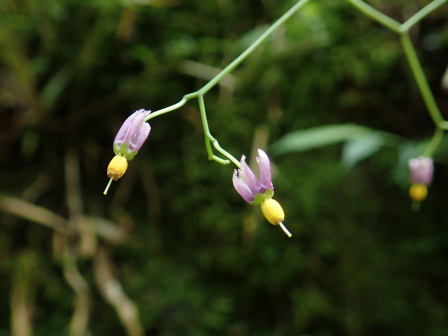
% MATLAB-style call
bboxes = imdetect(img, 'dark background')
[1,0,448,335]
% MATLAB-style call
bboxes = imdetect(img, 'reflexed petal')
[232,170,254,203]
[256,149,272,193]
[240,155,262,195]
[129,122,151,152]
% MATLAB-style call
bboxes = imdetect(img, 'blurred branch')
[0,195,68,234]
[0,194,127,243]
[86,216,129,243]
[65,149,97,257]
[62,250,91,336]
[94,248,145,336]
[65,149,83,230]
[10,251,38,336]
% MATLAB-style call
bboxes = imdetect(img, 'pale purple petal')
[240,155,263,195]
[232,170,254,203]
[409,156,433,185]
[256,149,272,193]
[123,110,151,144]
[114,110,141,145]
[129,122,151,152]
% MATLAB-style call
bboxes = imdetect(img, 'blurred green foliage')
[1,0,448,335]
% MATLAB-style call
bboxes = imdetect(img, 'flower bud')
[107,155,128,181]
[409,184,428,203]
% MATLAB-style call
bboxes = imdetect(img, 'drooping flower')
[408,156,434,203]
[104,109,151,194]
[113,109,151,161]
[232,149,273,205]
[233,149,291,237]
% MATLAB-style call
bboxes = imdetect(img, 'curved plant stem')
[346,0,446,156]
[400,32,443,126]
[144,0,310,165]
[401,0,448,32]
[347,0,402,33]
[199,0,310,95]
[197,94,240,166]
[424,127,444,157]
[145,92,198,122]
[145,0,446,164]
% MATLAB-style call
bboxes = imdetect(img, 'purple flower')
[408,156,433,186]
[113,109,151,160]
[232,149,274,205]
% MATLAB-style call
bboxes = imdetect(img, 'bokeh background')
[1,0,448,335]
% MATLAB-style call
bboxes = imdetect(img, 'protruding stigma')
[104,177,113,195]
[279,222,292,238]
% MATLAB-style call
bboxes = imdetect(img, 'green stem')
[209,134,241,168]
[424,127,444,157]
[347,0,402,33]
[146,0,310,123]
[199,0,310,95]
[401,0,448,32]
[144,0,311,165]
[145,92,198,122]
[400,33,443,126]
[198,94,240,166]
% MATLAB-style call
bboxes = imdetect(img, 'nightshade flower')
[233,149,291,237]
[408,156,434,203]
[104,109,151,194]
[113,109,151,160]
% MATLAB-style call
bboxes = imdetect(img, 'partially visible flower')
[233,149,291,237]
[104,109,151,195]
[409,156,433,185]
[408,156,434,203]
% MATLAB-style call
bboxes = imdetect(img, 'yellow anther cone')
[107,155,128,181]
[261,199,291,237]
[261,199,284,225]
[409,184,428,203]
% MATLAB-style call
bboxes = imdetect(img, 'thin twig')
[94,248,145,336]
[62,250,91,336]
[0,195,68,234]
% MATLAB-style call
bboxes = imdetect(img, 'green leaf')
[341,132,384,168]
[39,66,74,109]
[269,124,371,156]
